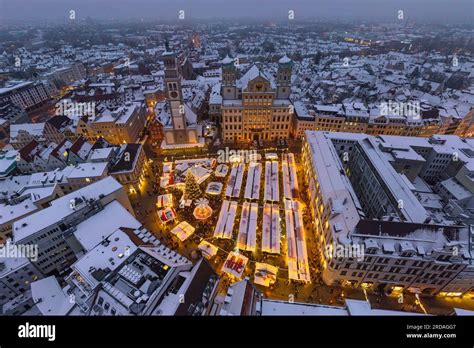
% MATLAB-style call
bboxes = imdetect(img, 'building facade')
[0,81,51,112]
[220,55,294,142]
[302,131,474,296]
[76,102,147,144]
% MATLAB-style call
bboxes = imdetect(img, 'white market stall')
[244,162,262,200]
[237,202,258,252]
[198,241,218,259]
[156,194,173,209]
[214,200,238,239]
[282,153,299,200]
[222,251,248,279]
[225,163,245,198]
[170,221,196,241]
[254,262,278,287]
[284,200,311,283]
[262,203,281,254]
[264,161,279,202]
[206,182,223,195]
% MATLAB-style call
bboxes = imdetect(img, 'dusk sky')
[1,0,473,23]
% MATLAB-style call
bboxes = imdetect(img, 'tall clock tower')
[162,50,191,144]
[277,54,293,100]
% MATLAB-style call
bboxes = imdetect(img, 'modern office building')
[12,177,134,275]
[28,227,219,316]
[0,257,43,308]
[302,130,474,296]
[0,81,51,112]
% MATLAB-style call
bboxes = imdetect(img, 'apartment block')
[302,130,474,296]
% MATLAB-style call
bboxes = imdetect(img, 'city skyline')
[0,0,473,23]
[0,1,472,345]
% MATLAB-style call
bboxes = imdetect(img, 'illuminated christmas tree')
[184,170,202,200]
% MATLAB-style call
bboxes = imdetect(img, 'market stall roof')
[206,182,223,195]
[254,262,278,287]
[185,166,212,184]
[215,164,229,177]
[198,241,218,259]
[156,193,173,208]
[157,207,177,223]
[170,221,195,241]
[222,251,248,279]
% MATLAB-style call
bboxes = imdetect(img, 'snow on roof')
[0,81,33,95]
[453,308,474,316]
[221,55,234,65]
[184,103,197,125]
[305,131,363,240]
[262,299,348,316]
[0,198,39,225]
[220,278,249,315]
[0,255,31,278]
[13,176,123,243]
[209,83,222,104]
[345,299,426,316]
[236,64,276,91]
[238,65,261,90]
[67,162,108,179]
[89,147,114,161]
[10,123,45,138]
[293,101,309,117]
[73,200,141,251]
[95,102,141,124]
[278,54,292,64]
[31,276,74,315]
[315,104,342,113]
[73,229,138,289]
[356,136,429,223]
[0,150,17,174]
[438,178,472,201]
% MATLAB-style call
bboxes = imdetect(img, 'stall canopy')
[198,241,218,259]
[156,194,173,208]
[170,221,195,241]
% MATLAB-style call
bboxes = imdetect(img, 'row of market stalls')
[225,162,245,198]
[216,153,311,284]
[244,162,262,200]
[237,202,258,252]
[159,154,310,286]
[214,200,238,239]
[264,160,280,202]
[282,152,308,282]
[284,200,311,283]
[282,153,299,200]
[262,203,281,254]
